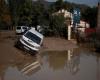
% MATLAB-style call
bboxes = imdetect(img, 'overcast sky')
[46,0,98,7]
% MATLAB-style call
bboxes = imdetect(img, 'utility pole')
[95,1,100,51]
[68,25,71,40]
[97,1,100,33]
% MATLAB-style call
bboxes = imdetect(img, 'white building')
[53,9,90,38]
[77,20,90,32]
[52,9,73,19]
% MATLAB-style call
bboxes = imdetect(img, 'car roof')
[16,26,28,27]
[28,28,43,39]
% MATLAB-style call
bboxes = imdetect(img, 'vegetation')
[81,7,97,28]
[44,14,67,38]
[0,0,12,29]
[8,0,33,26]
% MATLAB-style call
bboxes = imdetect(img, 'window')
[17,27,21,29]
[25,32,41,44]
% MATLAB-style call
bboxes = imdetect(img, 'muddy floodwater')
[0,47,100,80]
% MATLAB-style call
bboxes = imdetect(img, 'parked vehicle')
[16,26,29,34]
[15,28,43,53]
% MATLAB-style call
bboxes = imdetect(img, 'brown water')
[1,48,100,80]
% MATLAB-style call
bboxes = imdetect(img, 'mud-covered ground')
[0,31,37,78]
[0,30,77,80]
[0,31,100,80]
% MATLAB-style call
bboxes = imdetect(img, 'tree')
[18,0,32,26]
[0,0,12,29]
[8,0,33,26]
[82,7,97,28]
[46,14,67,37]
[32,0,49,26]
[8,0,19,26]
[54,0,64,11]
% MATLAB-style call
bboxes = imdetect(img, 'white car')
[16,28,43,53]
[16,26,29,34]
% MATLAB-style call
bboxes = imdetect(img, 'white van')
[16,26,28,34]
[16,28,43,53]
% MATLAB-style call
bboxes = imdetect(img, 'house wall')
[77,21,90,33]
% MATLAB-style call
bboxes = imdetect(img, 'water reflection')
[20,54,41,75]
[42,49,80,75]
[2,54,41,80]
[47,51,68,70]
[67,49,80,75]
[1,48,100,80]
[4,67,29,80]
[96,54,100,80]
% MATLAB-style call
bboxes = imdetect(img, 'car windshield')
[23,27,27,30]
[24,31,41,44]
[17,27,21,29]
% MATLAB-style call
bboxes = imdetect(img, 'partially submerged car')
[15,28,43,53]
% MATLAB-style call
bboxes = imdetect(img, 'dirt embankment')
[41,37,78,52]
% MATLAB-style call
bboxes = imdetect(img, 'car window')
[24,31,41,44]
[17,27,21,29]
[23,27,27,30]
